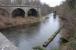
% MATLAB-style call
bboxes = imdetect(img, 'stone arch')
[28,8,39,17]
[0,8,9,17]
[12,8,25,17]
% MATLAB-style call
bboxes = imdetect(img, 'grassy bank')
[0,16,45,30]
[55,0,76,50]
[55,0,76,41]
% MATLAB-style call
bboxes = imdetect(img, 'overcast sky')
[40,0,66,7]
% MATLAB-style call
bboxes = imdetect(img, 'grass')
[33,46,45,50]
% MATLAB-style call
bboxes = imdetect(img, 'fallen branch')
[43,26,63,47]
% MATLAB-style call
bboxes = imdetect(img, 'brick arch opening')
[12,8,25,17]
[28,8,39,17]
[0,8,9,17]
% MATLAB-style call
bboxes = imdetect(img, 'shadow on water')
[1,13,61,50]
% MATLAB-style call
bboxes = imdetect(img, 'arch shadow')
[28,8,39,17]
[12,8,25,17]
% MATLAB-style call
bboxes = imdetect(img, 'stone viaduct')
[0,2,41,17]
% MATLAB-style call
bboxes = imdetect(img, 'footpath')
[0,32,18,50]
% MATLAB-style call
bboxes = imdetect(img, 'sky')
[40,0,66,7]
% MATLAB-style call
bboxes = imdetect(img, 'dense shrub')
[67,0,76,9]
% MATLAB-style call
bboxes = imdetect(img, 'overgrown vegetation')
[55,0,76,50]
[67,0,76,9]
[33,46,45,50]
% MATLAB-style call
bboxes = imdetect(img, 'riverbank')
[0,16,46,30]
[54,0,76,50]
[1,14,60,50]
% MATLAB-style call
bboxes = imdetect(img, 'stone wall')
[0,6,41,17]
[0,32,18,50]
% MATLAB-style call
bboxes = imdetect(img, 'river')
[1,13,61,50]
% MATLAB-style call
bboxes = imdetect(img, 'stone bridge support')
[0,6,41,17]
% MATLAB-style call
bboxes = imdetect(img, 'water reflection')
[1,13,61,50]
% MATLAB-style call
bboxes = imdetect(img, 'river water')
[1,13,61,50]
